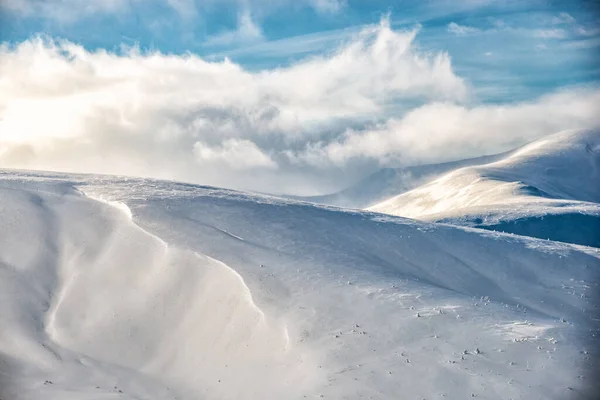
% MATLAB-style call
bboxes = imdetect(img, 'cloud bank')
[204,10,264,46]
[1,18,599,194]
[447,22,481,36]
[302,88,600,167]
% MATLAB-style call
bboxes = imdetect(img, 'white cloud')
[575,26,600,37]
[293,87,600,167]
[551,12,575,25]
[193,139,277,169]
[166,0,198,18]
[563,36,600,50]
[0,17,598,195]
[204,10,264,46]
[207,25,360,60]
[1,0,137,22]
[448,18,592,42]
[1,0,344,23]
[310,0,345,13]
[447,22,481,36]
[490,18,506,28]
[533,29,566,39]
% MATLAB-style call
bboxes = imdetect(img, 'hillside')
[369,129,600,247]
[291,153,506,209]
[0,168,598,400]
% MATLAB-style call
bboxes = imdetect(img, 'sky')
[1,0,599,195]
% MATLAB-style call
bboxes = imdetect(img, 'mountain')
[1,168,598,400]
[369,129,600,247]
[291,153,507,209]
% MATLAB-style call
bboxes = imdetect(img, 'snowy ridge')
[0,184,307,400]
[290,152,507,209]
[1,170,599,399]
[368,129,600,247]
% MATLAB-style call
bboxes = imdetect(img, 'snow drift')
[0,167,599,399]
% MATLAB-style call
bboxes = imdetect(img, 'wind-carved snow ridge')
[200,254,267,324]
[90,195,134,221]
[0,184,307,400]
[86,193,267,322]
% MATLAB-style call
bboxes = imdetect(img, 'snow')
[1,128,600,399]
[0,161,599,400]
[291,153,506,209]
[368,128,600,247]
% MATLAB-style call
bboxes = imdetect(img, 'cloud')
[204,10,264,47]
[447,22,481,36]
[551,12,575,25]
[0,0,137,22]
[447,18,592,42]
[1,0,344,24]
[166,0,198,18]
[207,25,360,61]
[292,87,600,167]
[533,29,566,39]
[310,0,345,13]
[563,36,600,50]
[193,139,277,169]
[0,17,598,195]
[575,26,600,37]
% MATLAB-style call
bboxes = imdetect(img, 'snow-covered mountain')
[369,129,600,247]
[1,167,598,400]
[291,153,507,209]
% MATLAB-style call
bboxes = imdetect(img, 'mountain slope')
[292,153,506,209]
[369,129,600,247]
[1,169,599,400]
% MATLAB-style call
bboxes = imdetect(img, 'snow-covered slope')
[291,153,506,209]
[369,129,600,247]
[1,169,599,400]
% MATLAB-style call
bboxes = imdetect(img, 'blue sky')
[1,1,599,194]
